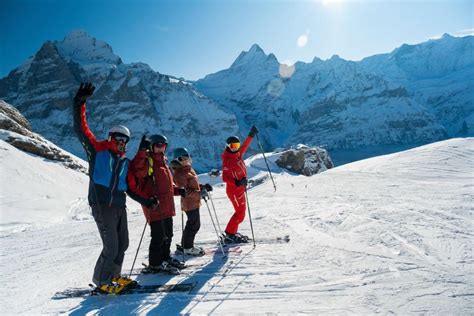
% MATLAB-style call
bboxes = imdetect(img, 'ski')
[52,281,198,300]
[252,235,290,244]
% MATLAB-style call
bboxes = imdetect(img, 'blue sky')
[0,0,472,80]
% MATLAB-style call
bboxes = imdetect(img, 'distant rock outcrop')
[0,100,86,172]
[276,144,333,176]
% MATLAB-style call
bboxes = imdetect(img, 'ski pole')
[128,220,147,279]
[244,187,256,248]
[203,193,226,256]
[255,133,277,192]
[208,193,223,236]
[181,210,185,262]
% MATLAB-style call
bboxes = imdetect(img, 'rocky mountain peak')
[55,29,122,65]
[230,43,273,68]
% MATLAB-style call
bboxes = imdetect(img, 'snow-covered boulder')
[0,99,86,172]
[275,144,333,176]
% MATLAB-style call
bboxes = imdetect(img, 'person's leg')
[91,204,120,286]
[182,208,200,249]
[149,220,165,266]
[225,190,246,235]
[163,217,173,260]
[113,206,129,278]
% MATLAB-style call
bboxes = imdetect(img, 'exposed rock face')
[0,31,238,172]
[276,144,333,176]
[0,100,86,172]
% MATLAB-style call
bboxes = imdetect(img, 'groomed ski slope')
[0,138,473,314]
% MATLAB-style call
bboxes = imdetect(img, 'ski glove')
[74,82,95,106]
[248,125,259,137]
[235,177,248,187]
[200,189,209,199]
[178,188,186,198]
[144,196,159,209]
[139,135,151,150]
[204,183,213,192]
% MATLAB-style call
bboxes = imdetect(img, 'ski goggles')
[227,142,241,150]
[178,155,190,162]
[113,134,130,143]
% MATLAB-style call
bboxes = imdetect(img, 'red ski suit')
[129,150,180,224]
[221,135,253,234]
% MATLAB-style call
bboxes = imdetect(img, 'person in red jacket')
[129,134,186,274]
[73,83,157,294]
[221,125,259,243]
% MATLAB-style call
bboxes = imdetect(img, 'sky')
[0,0,472,80]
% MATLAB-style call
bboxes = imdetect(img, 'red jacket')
[222,135,253,193]
[129,150,179,223]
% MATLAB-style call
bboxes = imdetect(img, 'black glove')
[144,196,159,208]
[139,135,151,150]
[235,177,248,187]
[204,183,213,192]
[178,188,186,198]
[200,189,209,199]
[248,125,259,137]
[74,82,95,106]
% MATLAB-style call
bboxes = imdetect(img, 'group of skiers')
[73,83,258,294]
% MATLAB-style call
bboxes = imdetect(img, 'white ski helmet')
[108,125,131,138]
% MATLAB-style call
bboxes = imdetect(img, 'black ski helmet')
[149,134,168,146]
[226,136,240,144]
[173,147,189,160]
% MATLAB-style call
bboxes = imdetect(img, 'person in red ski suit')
[129,134,186,274]
[222,125,258,243]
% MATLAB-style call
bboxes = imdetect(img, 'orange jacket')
[172,164,201,212]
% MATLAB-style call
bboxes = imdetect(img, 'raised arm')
[240,125,259,157]
[73,83,98,161]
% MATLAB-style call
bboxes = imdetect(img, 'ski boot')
[96,283,126,295]
[222,232,249,244]
[112,276,138,289]
[176,244,205,256]
[165,257,187,269]
[183,246,205,256]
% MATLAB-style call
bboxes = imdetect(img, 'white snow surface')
[1,138,473,314]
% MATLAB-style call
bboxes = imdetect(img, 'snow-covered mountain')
[195,35,473,156]
[360,33,474,136]
[1,138,472,314]
[1,31,472,170]
[0,30,238,171]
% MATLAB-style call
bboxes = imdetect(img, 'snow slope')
[1,138,473,314]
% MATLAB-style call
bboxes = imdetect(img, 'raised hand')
[74,82,95,105]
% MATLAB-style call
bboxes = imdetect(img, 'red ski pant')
[225,187,247,234]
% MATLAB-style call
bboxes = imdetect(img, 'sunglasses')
[227,142,241,150]
[113,135,129,143]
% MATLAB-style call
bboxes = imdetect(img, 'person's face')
[113,134,129,152]
[153,143,166,154]
[178,155,192,166]
[227,142,241,153]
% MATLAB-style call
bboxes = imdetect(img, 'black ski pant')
[91,204,129,286]
[149,217,173,266]
[182,208,201,249]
